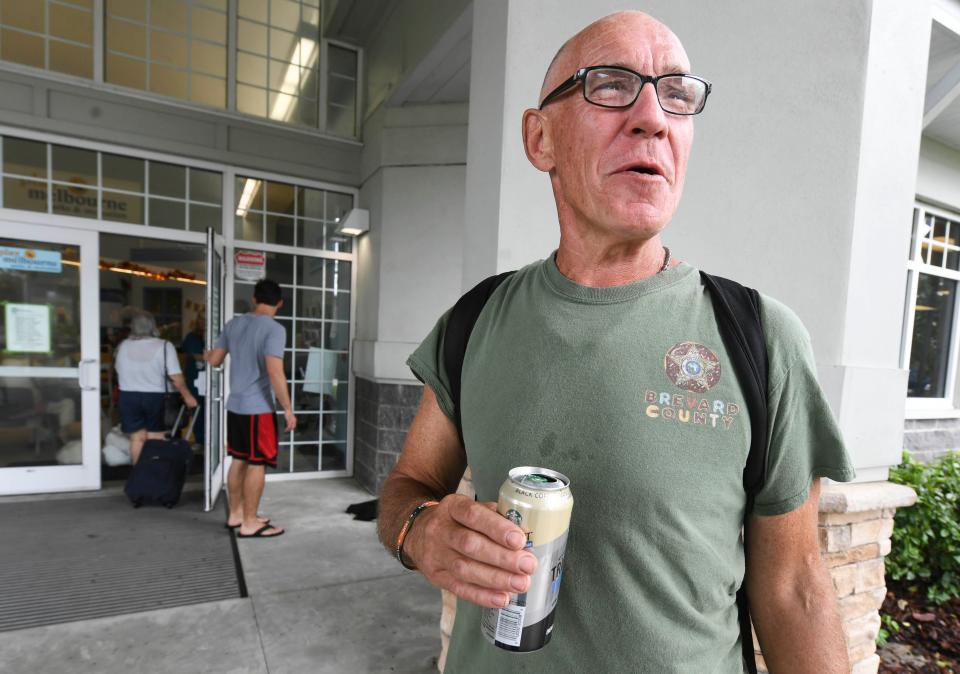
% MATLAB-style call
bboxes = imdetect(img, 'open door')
[203,227,225,512]
[0,220,100,495]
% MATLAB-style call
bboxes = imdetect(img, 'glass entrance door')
[204,227,225,511]
[0,220,100,495]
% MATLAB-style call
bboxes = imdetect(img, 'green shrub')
[886,450,960,604]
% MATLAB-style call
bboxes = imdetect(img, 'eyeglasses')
[539,65,712,115]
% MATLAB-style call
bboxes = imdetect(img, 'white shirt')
[115,337,181,393]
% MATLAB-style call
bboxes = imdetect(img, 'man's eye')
[663,86,693,102]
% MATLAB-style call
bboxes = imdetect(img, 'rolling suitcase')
[125,405,199,508]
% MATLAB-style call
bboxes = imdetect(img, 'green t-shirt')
[407,255,855,674]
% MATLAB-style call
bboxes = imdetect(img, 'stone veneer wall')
[438,478,917,674]
[903,418,960,464]
[354,377,423,495]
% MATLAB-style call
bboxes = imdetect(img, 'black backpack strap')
[443,271,516,445]
[700,270,769,674]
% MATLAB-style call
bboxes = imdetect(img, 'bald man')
[379,12,855,673]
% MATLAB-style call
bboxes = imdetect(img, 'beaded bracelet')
[396,500,440,570]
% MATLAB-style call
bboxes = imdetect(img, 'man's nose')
[623,82,667,137]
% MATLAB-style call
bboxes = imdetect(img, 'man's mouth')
[615,161,666,179]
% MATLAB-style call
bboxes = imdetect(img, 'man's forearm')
[268,369,292,412]
[377,472,442,562]
[750,562,849,673]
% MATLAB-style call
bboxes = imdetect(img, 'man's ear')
[522,108,556,173]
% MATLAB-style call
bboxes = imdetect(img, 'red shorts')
[227,411,278,467]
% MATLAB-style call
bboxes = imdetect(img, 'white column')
[463,0,931,478]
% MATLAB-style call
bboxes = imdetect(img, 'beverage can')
[480,466,573,652]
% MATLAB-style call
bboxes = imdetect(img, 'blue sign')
[0,246,62,273]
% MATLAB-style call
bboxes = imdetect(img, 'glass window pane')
[150,0,188,32]
[149,162,186,198]
[105,53,147,89]
[107,0,147,22]
[266,214,294,246]
[296,288,324,320]
[908,273,957,398]
[328,73,355,107]
[0,238,81,368]
[292,445,319,472]
[326,379,348,410]
[150,63,189,98]
[270,0,300,32]
[235,177,263,212]
[151,30,188,68]
[322,442,346,471]
[930,245,945,268]
[191,40,226,76]
[190,73,226,107]
[233,282,254,313]
[295,321,322,349]
[324,321,348,350]
[325,229,352,254]
[4,177,47,211]
[236,51,266,86]
[103,154,145,192]
[102,192,144,223]
[149,197,185,228]
[51,145,96,185]
[237,19,267,55]
[323,259,350,292]
[293,412,320,441]
[51,183,98,218]
[328,45,356,77]
[265,181,295,214]
[326,102,355,137]
[50,4,92,44]
[237,0,267,22]
[189,204,221,232]
[323,413,347,443]
[189,169,221,204]
[264,251,294,285]
[49,41,93,78]
[324,290,349,322]
[106,17,146,57]
[326,191,352,223]
[269,27,297,61]
[948,248,960,272]
[3,2,44,31]
[296,219,322,249]
[297,256,324,288]
[1,29,44,69]
[235,212,263,241]
[191,6,226,43]
[3,137,47,177]
[268,91,298,123]
[237,84,266,116]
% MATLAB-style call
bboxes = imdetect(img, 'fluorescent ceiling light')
[236,179,261,216]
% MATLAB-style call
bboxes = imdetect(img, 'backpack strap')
[443,271,516,445]
[700,270,769,674]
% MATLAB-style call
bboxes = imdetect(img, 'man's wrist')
[396,500,439,570]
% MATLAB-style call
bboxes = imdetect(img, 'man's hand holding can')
[403,493,539,609]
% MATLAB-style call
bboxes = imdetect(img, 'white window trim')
[903,200,960,414]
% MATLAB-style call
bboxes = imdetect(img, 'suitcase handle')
[169,404,201,440]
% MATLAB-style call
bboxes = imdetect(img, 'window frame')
[902,201,960,415]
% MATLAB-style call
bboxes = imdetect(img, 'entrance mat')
[0,491,242,632]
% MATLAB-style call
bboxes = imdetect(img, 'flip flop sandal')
[225,519,270,530]
[236,524,284,539]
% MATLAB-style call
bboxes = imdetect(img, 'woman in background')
[115,312,197,464]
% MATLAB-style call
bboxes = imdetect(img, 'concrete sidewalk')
[0,479,441,674]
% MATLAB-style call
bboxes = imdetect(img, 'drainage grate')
[0,490,241,632]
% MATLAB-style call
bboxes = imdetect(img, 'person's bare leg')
[129,429,147,464]
[238,464,283,536]
[227,459,247,523]
[226,459,269,527]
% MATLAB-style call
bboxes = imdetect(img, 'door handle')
[78,359,98,391]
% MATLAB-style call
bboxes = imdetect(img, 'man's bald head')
[539,11,688,104]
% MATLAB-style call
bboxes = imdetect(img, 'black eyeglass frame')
[538,65,712,115]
